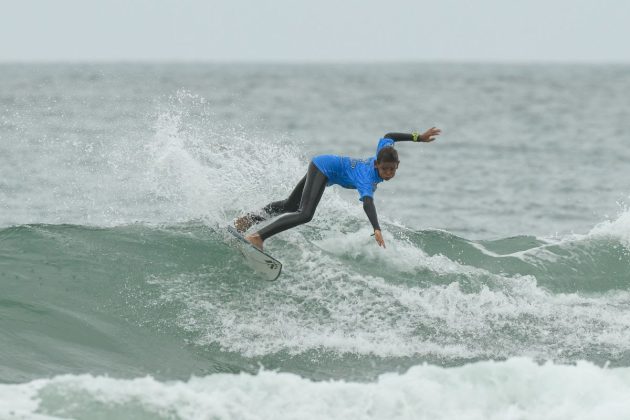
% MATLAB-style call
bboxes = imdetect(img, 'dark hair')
[377,147,399,164]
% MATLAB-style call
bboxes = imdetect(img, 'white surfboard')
[226,225,282,281]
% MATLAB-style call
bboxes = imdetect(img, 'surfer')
[234,128,441,250]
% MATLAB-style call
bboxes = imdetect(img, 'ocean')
[1,63,630,419]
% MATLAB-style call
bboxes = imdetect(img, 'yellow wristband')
[412,131,420,142]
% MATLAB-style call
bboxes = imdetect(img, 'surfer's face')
[375,161,398,181]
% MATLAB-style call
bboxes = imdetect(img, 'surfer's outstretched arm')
[363,197,385,248]
[385,127,441,143]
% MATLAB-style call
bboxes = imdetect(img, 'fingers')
[422,127,442,142]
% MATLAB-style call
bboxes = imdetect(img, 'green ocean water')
[2,220,629,386]
[1,63,630,418]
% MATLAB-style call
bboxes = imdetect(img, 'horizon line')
[1,58,630,66]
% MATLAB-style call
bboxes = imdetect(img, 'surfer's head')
[375,147,399,181]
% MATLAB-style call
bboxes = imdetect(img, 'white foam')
[314,227,471,275]
[3,359,630,420]
[149,226,630,360]
[143,90,307,227]
[587,207,630,249]
[463,206,630,265]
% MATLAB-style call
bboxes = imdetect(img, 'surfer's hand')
[374,229,386,248]
[420,127,441,142]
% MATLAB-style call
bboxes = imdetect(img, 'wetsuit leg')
[262,175,306,216]
[238,174,306,230]
[257,162,327,241]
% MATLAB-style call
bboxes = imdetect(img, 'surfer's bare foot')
[245,233,264,250]
[234,215,254,233]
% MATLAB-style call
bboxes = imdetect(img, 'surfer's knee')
[299,209,315,223]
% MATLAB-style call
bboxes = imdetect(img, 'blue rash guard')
[312,138,394,201]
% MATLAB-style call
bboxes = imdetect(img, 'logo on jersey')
[350,158,369,169]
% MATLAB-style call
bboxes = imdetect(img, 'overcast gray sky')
[1,0,629,62]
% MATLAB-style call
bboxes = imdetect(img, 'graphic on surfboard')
[226,225,282,281]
